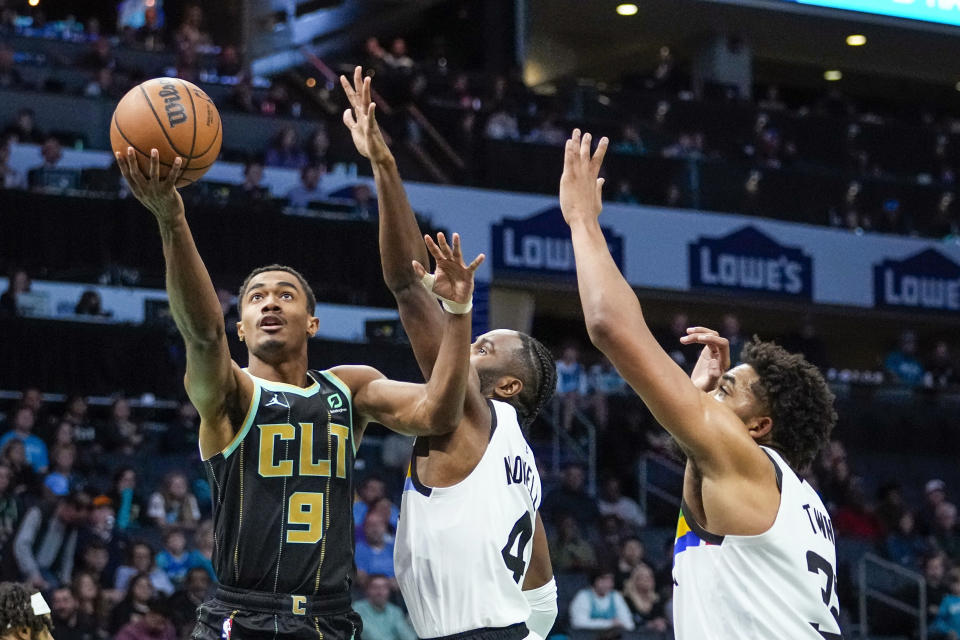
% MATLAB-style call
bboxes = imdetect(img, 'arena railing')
[544,397,598,497]
[858,552,926,640]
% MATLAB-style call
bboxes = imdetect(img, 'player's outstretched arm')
[560,130,745,471]
[341,66,445,378]
[116,148,246,457]
[336,232,485,436]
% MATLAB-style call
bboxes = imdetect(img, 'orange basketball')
[110,77,222,187]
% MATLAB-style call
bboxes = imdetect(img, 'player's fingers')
[467,253,486,272]
[580,132,592,162]
[165,156,183,188]
[342,108,357,129]
[436,231,452,258]
[424,234,443,261]
[411,260,427,278]
[596,177,605,200]
[564,136,577,166]
[149,148,160,182]
[451,233,463,261]
[363,76,372,106]
[368,103,378,127]
[339,74,355,100]
[591,136,609,171]
[686,327,719,336]
[125,147,144,183]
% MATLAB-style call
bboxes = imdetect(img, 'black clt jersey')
[204,369,356,595]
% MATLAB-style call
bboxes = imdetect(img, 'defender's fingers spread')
[167,157,183,186]
[581,132,592,156]
[342,108,356,128]
[368,103,377,123]
[339,75,352,95]
[411,260,427,277]
[686,327,719,335]
[424,235,443,259]
[467,254,486,271]
[451,233,462,256]
[593,136,609,166]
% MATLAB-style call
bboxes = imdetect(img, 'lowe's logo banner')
[874,249,960,312]
[491,207,624,276]
[689,226,812,298]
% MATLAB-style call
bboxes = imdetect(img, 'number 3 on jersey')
[501,512,533,583]
[287,492,324,544]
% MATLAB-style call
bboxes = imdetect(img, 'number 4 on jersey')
[501,513,533,583]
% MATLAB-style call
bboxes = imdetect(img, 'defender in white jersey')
[397,399,542,637]
[341,67,559,640]
[560,129,840,639]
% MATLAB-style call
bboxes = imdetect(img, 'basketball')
[110,77,222,187]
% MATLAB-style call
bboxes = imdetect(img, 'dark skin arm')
[116,147,251,460]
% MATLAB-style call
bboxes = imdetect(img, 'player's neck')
[247,353,311,388]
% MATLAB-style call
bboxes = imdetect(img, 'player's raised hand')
[559,128,608,226]
[340,66,392,165]
[116,147,185,225]
[682,326,731,392]
[413,232,485,308]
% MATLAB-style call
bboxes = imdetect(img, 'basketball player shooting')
[559,130,842,640]
[115,147,484,640]
[341,67,559,640]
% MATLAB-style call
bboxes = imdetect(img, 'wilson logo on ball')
[158,83,188,128]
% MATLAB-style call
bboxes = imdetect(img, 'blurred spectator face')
[926,481,946,507]
[219,45,240,68]
[131,544,153,572]
[112,398,131,421]
[899,331,917,355]
[168,473,188,498]
[22,387,43,412]
[621,539,644,565]
[629,564,656,592]
[280,128,297,150]
[4,441,25,466]
[309,128,329,155]
[898,512,915,535]
[185,5,203,27]
[561,347,579,364]
[244,163,263,186]
[592,572,614,596]
[164,530,186,555]
[144,610,167,632]
[670,312,689,337]
[301,166,323,190]
[391,38,407,57]
[131,575,153,603]
[365,37,384,57]
[927,554,947,584]
[73,573,97,601]
[370,497,393,522]
[559,516,580,540]
[0,46,13,72]
[41,138,62,167]
[16,109,34,132]
[721,314,740,337]
[0,140,9,166]
[186,568,211,598]
[117,468,136,491]
[66,395,87,418]
[363,513,387,545]
[93,38,110,59]
[53,446,75,471]
[91,503,114,530]
[562,465,585,491]
[11,269,30,293]
[365,576,391,608]
[13,406,34,432]
[83,546,109,573]
[935,502,957,531]
[51,587,77,619]
[360,478,385,504]
[933,341,950,363]
[63,494,92,526]
[353,184,372,204]
[602,478,621,500]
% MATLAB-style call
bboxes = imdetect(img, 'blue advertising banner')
[873,249,960,312]
[688,226,813,299]
[786,0,960,28]
[491,206,624,277]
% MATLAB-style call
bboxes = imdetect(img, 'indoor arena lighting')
[846,34,867,46]
[824,70,843,81]
[27,0,38,6]
[306,77,317,88]
[616,4,639,16]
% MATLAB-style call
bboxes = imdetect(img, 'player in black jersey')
[116,147,484,640]
[341,68,560,640]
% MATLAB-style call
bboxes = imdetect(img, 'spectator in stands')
[353,475,399,531]
[926,340,958,389]
[0,268,31,316]
[350,183,378,220]
[286,164,326,210]
[50,586,98,640]
[305,126,330,167]
[174,4,211,52]
[782,316,828,370]
[260,84,293,117]
[613,124,645,155]
[80,38,116,71]
[79,495,127,587]
[216,45,243,78]
[70,571,106,633]
[0,135,26,189]
[612,179,639,204]
[194,519,215,564]
[355,511,396,591]
[0,44,23,89]
[622,563,669,632]
[875,482,907,535]
[229,160,268,202]
[556,346,587,432]
[354,574,417,640]
[167,567,212,635]
[599,479,646,533]
[102,398,143,455]
[74,290,109,317]
[569,569,635,631]
[588,355,628,430]
[549,514,597,574]
[3,108,44,144]
[265,127,308,169]
[108,467,146,531]
[931,567,960,640]
[885,511,927,570]
[160,401,199,455]
[83,67,119,99]
[13,491,90,588]
[0,406,48,473]
[115,542,174,596]
[885,330,926,387]
[931,502,960,560]
[228,75,258,113]
[148,472,200,533]
[28,137,72,191]
[19,386,47,426]
[155,528,212,587]
[115,596,175,640]
[0,464,19,556]
[484,106,520,141]
[659,311,693,372]
[920,479,950,536]
[74,538,113,592]
[526,114,566,146]
[43,444,77,497]
[613,537,646,589]
[384,38,414,72]
[543,463,599,529]
[720,313,745,364]
[1,440,39,495]
[833,478,882,541]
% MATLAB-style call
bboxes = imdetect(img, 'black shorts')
[191,585,363,640]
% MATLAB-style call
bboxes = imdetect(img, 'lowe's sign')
[874,249,960,312]
[491,207,624,277]
[689,226,813,299]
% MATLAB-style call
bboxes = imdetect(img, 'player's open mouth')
[259,316,284,332]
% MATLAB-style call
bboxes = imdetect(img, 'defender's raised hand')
[682,327,731,392]
[116,147,185,225]
[340,66,392,165]
[559,128,608,226]
[412,232,484,309]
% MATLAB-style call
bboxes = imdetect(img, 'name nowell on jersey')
[504,455,540,508]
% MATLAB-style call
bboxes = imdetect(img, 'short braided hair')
[238,264,317,314]
[0,582,48,638]
[741,337,837,473]
[510,333,557,428]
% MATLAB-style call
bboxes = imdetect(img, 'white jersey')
[395,400,541,638]
[672,447,842,640]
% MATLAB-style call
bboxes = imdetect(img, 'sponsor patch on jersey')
[327,393,343,410]
[221,618,232,640]
[265,393,290,409]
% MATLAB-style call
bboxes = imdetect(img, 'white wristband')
[420,273,473,315]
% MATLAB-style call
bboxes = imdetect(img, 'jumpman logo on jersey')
[265,393,289,409]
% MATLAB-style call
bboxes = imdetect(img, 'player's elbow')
[584,312,618,351]
[418,401,462,436]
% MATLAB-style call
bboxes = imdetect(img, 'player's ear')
[236,320,244,342]
[307,315,319,338]
[494,375,523,399]
[748,415,773,440]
